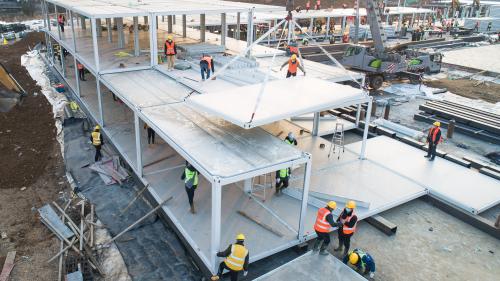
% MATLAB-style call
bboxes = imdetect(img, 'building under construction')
[39,0,500,278]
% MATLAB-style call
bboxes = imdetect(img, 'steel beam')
[210,178,222,273]
[134,113,143,177]
[133,17,140,57]
[91,18,100,72]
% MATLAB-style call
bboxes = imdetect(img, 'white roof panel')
[187,77,369,129]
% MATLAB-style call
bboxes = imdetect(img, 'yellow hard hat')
[348,252,359,264]
[94,125,100,130]
[167,35,173,40]
[433,121,441,127]
[236,233,245,240]
[346,200,356,209]
[291,54,297,60]
[327,201,337,209]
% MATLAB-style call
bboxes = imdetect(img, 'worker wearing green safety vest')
[181,162,199,214]
[275,132,298,196]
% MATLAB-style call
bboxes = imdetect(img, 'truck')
[341,0,443,89]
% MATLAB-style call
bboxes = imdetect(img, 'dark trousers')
[201,64,211,80]
[426,143,437,159]
[78,69,85,80]
[59,23,64,32]
[217,262,240,281]
[337,230,352,252]
[276,176,289,193]
[147,128,155,144]
[286,71,297,78]
[185,185,197,206]
[94,145,102,162]
[315,230,331,246]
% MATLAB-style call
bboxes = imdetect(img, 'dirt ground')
[0,32,69,280]
[425,78,500,103]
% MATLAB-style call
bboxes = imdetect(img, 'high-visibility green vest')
[284,138,293,145]
[279,168,289,178]
[184,168,198,186]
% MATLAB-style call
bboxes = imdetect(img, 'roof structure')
[187,77,368,129]
[46,0,284,18]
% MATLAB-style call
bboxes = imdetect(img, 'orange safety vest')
[316,0,321,5]
[306,1,311,8]
[288,59,299,73]
[201,56,212,70]
[58,15,64,24]
[340,211,357,235]
[428,127,442,143]
[77,63,83,70]
[288,46,298,54]
[165,41,175,55]
[314,207,332,233]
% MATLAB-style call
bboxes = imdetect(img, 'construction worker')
[312,201,342,255]
[280,54,305,78]
[305,0,311,12]
[77,62,85,81]
[200,53,215,81]
[343,248,376,279]
[487,22,492,32]
[211,234,249,281]
[275,133,297,196]
[164,35,177,70]
[315,0,321,10]
[181,162,198,214]
[475,21,480,32]
[144,123,155,145]
[286,41,298,55]
[90,125,104,162]
[335,201,358,256]
[425,121,442,161]
[58,14,65,33]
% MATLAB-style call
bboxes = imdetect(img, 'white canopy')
[187,77,369,129]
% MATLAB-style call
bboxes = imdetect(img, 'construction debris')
[0,251,16,281]
[88,156,129,185]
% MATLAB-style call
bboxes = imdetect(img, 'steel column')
[91,18,100,72]
[73,56,81,98]
[144,16,148,24]
[244,178,252,193]
[168,15,173,33]
[134,113,143,177]
[355,103,361,126]
[221,13,227,46]
[81,16,86,30]
[96,19,102,37]
[173,15,176,25]
[236,12,241,40]
[200,14,206,42]
[246,10,254,57]
[55,5,61,40]
[354,0,360,43]
[59,46,66,78]
[360,98,373,159]
[210,179,222,273]
[106,18,112,43]
[298,154,312,238]
[96,78,104,125]
[150,16,158,66]
[312,112,320,136]
[182,14,187,38]
[117,18,124,49]
[133,17,140,57]
[326,17,330,36]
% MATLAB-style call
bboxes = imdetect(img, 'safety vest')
[340,211,357,235]
[165,41,175,55]
[184,168,198,187]
[288,46,298,54]
[279,168,289,178]
[224,244,248,271]
[316,0,321,6]
[306,1,311,9]
[201,56,212,70]
[77,63,83,70]
[428,127,442,143]
[58,16,64,24]
[284,138,293,145]
[288,59,299,73]
[91,131,101,146]
[314,207,332,233]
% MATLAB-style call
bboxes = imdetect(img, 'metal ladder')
[328,123,345,159]
[250,173,272,202]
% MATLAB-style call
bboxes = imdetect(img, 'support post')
[312,112,320,136]
[355,104,362,126]
[55,5,61,40]
[70,11,77,52]
[326,17,330,36]
[45,0,51,32]
[59,46,66,78]
[91,18,100,72]
[167,15,173,33]
[106,18,112,43]
[341,16,346,34]
[144,16,148,24]
[134,113,143,177]
[309,17,314,34]
[96,78,104,125]
[243,178,252,193]
[96,18,102,37]
[117,17,124,49]
[133,16,140,57]
[354,0,360,43]
[246,10,254,57]
[173,15,176,25]
[211,179,222,273]
[221,13,227,46]
[150,16,158,66]
[74,57,81,97]
[236,12,241,40]
[182,15,187,38]
[360,98,372,159]
[200,14,206,42]
[81,16,86,30]
[298,155,312,237]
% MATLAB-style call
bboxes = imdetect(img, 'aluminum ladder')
[328,123,345,159]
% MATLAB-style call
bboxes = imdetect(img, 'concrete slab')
[254,251,366,281]
[442,45,500,73]
[347,136,500,214]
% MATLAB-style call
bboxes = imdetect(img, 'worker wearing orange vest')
[425,121,443,161]
[306,0,311,12]
[280,54,305,78]
[212,234,249,281]
[312,201,342,255]
[335,201,358,256]
[90,125,104,162]
[200,53,215,81]
[77,62,85,81]
[164,35,177,70]
[58,14,65,33]
[315,0,321,10]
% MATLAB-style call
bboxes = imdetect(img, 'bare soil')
[0,32,69,281]
[425,78,500,104]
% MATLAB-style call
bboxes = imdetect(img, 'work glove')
[369,272,375,279]
[243,271,248,277]
[336,221,343,227]
[276,178,281,184]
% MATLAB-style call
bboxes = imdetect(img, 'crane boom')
[365,0,388,55]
